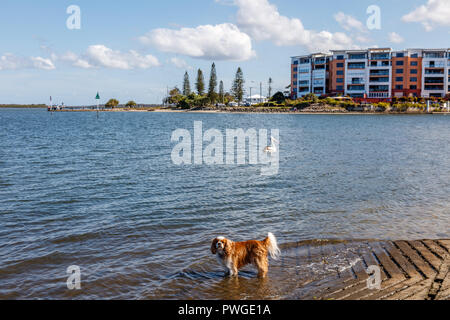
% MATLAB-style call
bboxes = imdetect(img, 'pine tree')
[232,67,245,105]
[196,69,205,95]
[268,78,273,99]
[183,71,191,96]
[208,63,218,103]
[219,81,225,104]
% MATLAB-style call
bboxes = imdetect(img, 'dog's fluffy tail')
[265,232,281,260]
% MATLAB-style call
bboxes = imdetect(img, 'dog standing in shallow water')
[211,233,281,278]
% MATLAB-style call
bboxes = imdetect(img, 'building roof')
[247,94,266,99]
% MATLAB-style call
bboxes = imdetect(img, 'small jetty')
[47,105,162,112]
[48,105,99,111]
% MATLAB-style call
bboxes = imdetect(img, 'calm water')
[0,109,449,299]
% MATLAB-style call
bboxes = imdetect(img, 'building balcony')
[369,77,390,83]
[424,79,444,84]
[425,63,445,68]
[423,53,445,58]
[369,85,390,92]
[348,54,367,60]
[370,53,391,60]
[347,85,365,92]
[425,69,444,75]
[348,63,366,69]
[424,85,444,91]
[369,92,390,98]
[370,70,390,76]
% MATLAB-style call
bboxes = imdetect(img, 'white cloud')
[233,0,357,52]
[388,32,404,44]
[58,45,160,70]
[59,51,93,69]
[402,0,450,31]
[85,45,160,69]
[30,57,55,70]
[170,57,192,70]
[355,35,371,43]
[139,23,255,61]
[1,45,159,71]
[0,53,55,70]
[334,12,365,31]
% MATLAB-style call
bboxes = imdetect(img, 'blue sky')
[0,0,449,105]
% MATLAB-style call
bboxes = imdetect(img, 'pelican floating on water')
[264,137,279,153]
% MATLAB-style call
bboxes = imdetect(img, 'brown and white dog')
[211,233,281,278]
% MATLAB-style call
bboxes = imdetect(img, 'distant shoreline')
[2,105,449,115]
[0,105,47,109]
[41,107,450,115]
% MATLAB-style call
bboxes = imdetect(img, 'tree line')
[103,63,277,109]
[166,63,251,109]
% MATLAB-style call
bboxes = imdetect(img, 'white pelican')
[264,137,279,153]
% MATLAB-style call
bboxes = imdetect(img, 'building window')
[396,77,403,82]
[410,61,418,66]
[371,61,377,66]
[293,67,298,72]
[293,61,299,65]
[337,70,344,75]
[410,77,417,82]
[337,63,344,68]
[396,69,404,74]
[336,85,344,91]
[396,53,404,58]
[336,55,344,60]
[410,85,417,90]
[411,69,418,74]
[336,78,344,83]
[396,61,404,66]
[395,85,403,90]
[411,53,418,58]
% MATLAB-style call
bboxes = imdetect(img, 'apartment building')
[291,48,450,100]
[291,53,329,97]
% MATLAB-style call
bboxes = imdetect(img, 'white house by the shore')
[244,94,268,105]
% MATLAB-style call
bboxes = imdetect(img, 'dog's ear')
[211,239,218,254]
[223,239,232,256]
